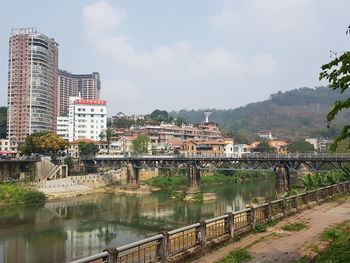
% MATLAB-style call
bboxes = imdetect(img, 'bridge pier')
[186,162,200,194]
[275,163,290,196]
[126,163,140,189]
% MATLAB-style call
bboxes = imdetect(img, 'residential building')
[56,116,69,140]
[68,139,119,158]
[122,122,223,152]
[184,140,226,157]
[248,141,288,153]
[232,144,251,157]
[7,28,59,142]
[256,131,276,141]
[56,97,107,141]
[305,138,333,152]
[0,138,18,154]
[58,69,101,116]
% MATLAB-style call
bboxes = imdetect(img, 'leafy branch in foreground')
[320,50,350,152]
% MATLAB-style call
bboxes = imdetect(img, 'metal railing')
[71,181,350,263]
[86,153,350,162]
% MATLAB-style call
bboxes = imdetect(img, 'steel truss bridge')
[81,153,350,194]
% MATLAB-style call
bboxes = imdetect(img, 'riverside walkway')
[70,181,350,263]
[195,194,350,263]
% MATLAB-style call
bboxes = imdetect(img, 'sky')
[0,0,349,115]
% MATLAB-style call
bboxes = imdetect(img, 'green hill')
[171,87,350,141]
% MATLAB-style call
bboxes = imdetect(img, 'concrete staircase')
[37,177,90,194]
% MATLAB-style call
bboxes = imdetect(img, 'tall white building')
[7,28,59,142]
[57,97,107,141]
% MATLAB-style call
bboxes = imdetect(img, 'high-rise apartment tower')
[58,69,100,116]
[7,28,59,142]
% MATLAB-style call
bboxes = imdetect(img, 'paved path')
[195,198,350,263]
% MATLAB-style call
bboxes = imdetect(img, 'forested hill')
[171,87,350,141]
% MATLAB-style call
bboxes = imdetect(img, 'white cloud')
[82,0,126,37]
[210,0,319,37]
[82,0,279,113]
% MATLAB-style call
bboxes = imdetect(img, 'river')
[0,177,275,263]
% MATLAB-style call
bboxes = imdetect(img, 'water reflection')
[0,177,274,263]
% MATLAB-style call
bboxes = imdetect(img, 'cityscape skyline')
[0,0,350,115]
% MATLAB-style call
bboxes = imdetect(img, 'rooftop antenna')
[204,111,212,123]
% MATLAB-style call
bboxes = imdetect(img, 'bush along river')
[0,176,275,263]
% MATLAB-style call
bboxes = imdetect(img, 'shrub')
[0,183,46,204]
[267,218,278,227]
[23,191,46,204]
[254,223,267,233]
[145,175,186,189]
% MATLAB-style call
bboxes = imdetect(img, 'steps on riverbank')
[38,177,90,193]
[37,172,122,193]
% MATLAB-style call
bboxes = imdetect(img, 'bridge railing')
[84,153,350,161]
[70,180,350,263]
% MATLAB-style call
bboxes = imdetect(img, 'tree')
[112,117,136,128]
[18,132,68,159]
[253,142,275,153]
[287,139,314,153]
[78,142,100,156]
[0,107,7,138]
[149,109,173,123]
[64,157,74,175]
[32,133,69,159]
[99,128,116,154]
[174,117,189,126]
[319,29,350,151]
[131,135,150,154]
[18,132,48,155]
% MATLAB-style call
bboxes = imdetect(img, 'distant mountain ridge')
[171,87,350,140]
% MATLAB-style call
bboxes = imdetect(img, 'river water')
[0,178,275,263]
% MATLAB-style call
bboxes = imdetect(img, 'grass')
[289,255,312,263]
[191,193,203,201]
[0,182,46,205]
[316,220,350,263]
[245,232,284,249]
[214,248,252,263]
[324,192,350,203]
[282,222,308,232]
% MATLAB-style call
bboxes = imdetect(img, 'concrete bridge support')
[186,162,200,194]
[275,163,290,196]
[126,163,140,189]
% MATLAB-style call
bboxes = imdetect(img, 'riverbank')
[44,187,107,200]
[194,193,350,263]
[145,172,270,189]
[0,182,46,206]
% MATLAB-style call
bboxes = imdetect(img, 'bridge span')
[81,153,350,194]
